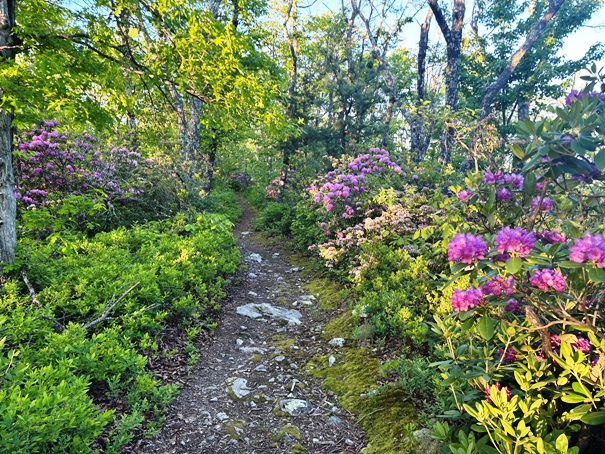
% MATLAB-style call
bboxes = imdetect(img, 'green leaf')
[558,260,585,269]
[556,434,569,453]
[506,257,523,274]
[595,149,605,171]
[523,172,537,195]
[478,315,495,341]
[561,393,587,403]
[581,411,605,425]
[511,144,525,159]
[588,267,605,283]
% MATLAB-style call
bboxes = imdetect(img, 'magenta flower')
[496,188,512,201]
[570,232,605,268]
[482,275,515,296]
[531,196,553,211]
[537,230,566,244]
[504,298,522,313]
[448,233,487,264]
[486,383,511,403]
[457,190,472,201]
[494,227,535,258]
[551,335,561,347]
[498,347,517,363]
[504,173,524,190]
[529,268,566,292]
[574,336,591,353]
[451,288,483,312]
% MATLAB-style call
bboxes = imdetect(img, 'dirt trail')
[136,200,365,453]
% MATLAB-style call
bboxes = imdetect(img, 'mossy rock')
[290,443,307,454]
[304,278,345,310]
[275,424,302,441]
[223,421,246,440]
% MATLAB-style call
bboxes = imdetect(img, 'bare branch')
[21,269,41,307]
[83,282,140,330]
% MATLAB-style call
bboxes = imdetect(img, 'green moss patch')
[304,278,346,310]
[275,424,302,441]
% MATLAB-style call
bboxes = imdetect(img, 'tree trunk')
[480,0,566,119]
[187,96,203,171]
[167,81,189,162]
[204,129,218,193]
[278,0,299,201]
[428,0,466,163]
[410,8,433,161]
[0,0,17,263]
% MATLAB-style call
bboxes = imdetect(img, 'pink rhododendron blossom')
[482,275,515,296]
[494,227,535,258]
[448,233,487,264]
[529,269,566,292]
[531,196,553,211]
[457,190,472,201]
[574,336,591,353]
[537,230,566,244]
[570,232,605,268]
[451,288,483,312]
[551,335,561,347]
[498,347,517,363]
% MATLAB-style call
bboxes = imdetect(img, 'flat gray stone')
[240,346,266,354]
[236,303,302,325]
[328,338,346,347]
[226,377,251,400]
[279,399,313,416]
[246,253,262,263]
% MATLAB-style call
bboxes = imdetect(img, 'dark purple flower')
[570,232,605,268]
[574,336,591,353]
[482,275,515,296]
[498,347,517,363]
[531,196,553,211]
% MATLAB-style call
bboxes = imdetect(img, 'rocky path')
[136,201,365,453]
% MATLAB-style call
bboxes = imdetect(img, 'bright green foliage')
[0,212,239,451]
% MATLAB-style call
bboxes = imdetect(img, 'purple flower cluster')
[529,268,566,292]
[483,170,524,190]
[504,298,522,313]
[574,336,591,353]
[536,230,566,244]
[448,233,487,264]
[230,172,251,190]
[494,227,535,258]
[309,148,404,217]
[498,347,517,363]
[15,124,152,207]
[486,383,511,403]
[531,196,553,211]
[457,190,472,202]
[569,232,605,268]
[265,178,282,199]
[565,89,605,106]
[451,288,483,312]
[482,275,515,296]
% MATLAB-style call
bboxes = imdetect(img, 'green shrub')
[253,201,293,235]
[0,212,239,452]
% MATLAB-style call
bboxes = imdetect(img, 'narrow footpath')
[137,200,366,453]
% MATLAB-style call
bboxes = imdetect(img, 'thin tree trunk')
[167,81,189,162]
[204,129,218,192]
[0,0,17,263]
[480,0,566,119]
[278,0,299,201]
[187,96,203,172]
[428,0,466,163]
[410,8,433,161]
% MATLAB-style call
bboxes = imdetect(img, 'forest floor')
[132,199,367,453]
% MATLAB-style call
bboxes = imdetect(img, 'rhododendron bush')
[14,122,182,234]
[432,90,605,453]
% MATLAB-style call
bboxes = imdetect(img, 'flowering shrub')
[14,123,182,233]
[230,172,251,191]
[432,89,605,452]
[265,177,282,199]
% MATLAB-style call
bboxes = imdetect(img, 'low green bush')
[253,201,293,235]
[0,212,239,452]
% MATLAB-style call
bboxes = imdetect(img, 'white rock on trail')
[246,253,262,263]
[226,377,251,400]
[279,399,314,416]
[328,338,346,347]
[236,303,303,325]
